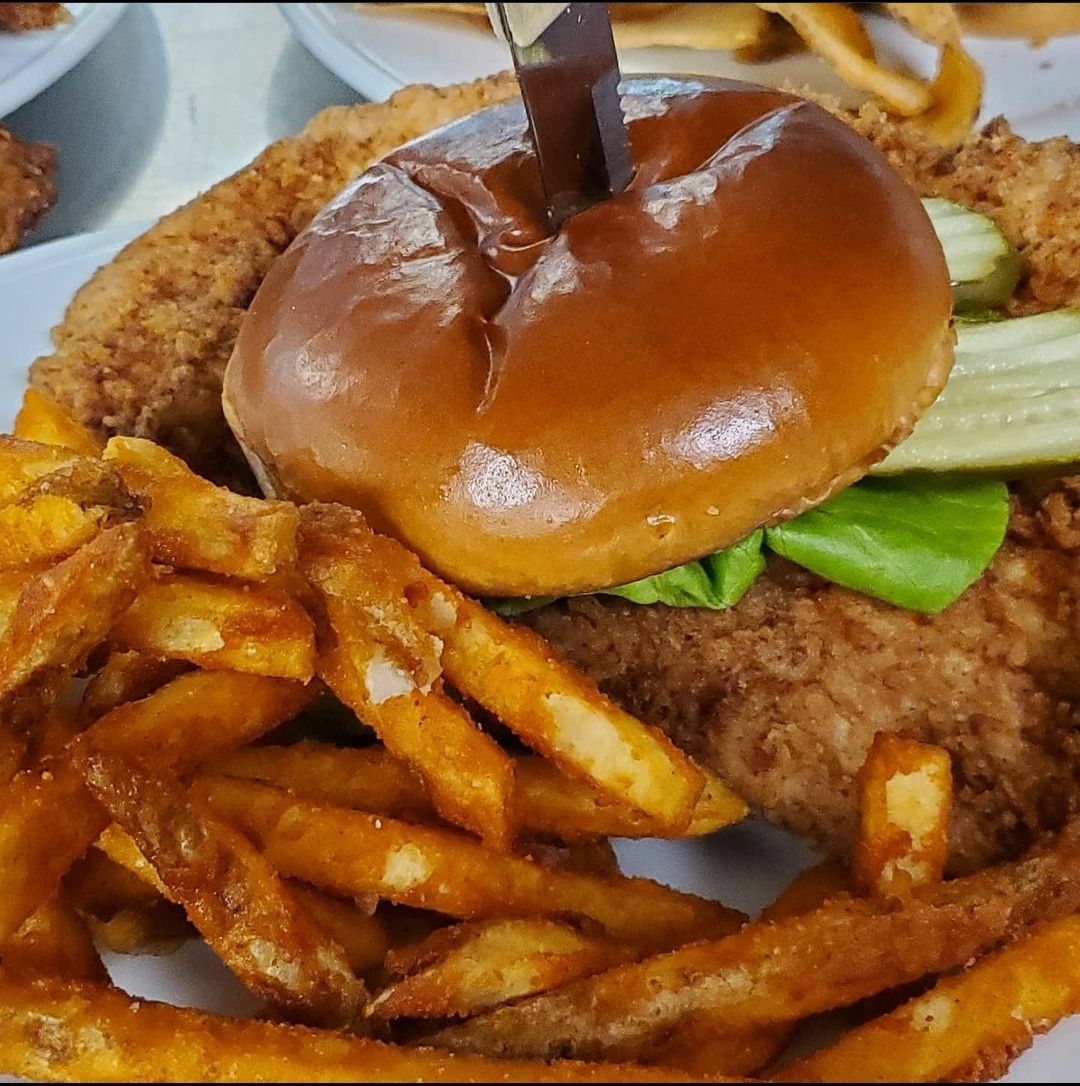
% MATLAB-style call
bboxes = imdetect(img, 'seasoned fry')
[420,821,1080,1062]
[298,505,515,847]
[0,671,314,946]
[78,650,190,722]
[2,892,106,983]
[366,916,637,1020]
[0,968,732,1083]
[0,522,151,700]
[204,741,747,842]
[770,913,1080,1082]
[854,732,953,897]
[12,388,104,457]
[644,860,853,1077]
[195,775,745,954]
[0,493,103,569]
[0,435,82,503]
[109,572,316,681]
[287,882,392,978]
[102,436,299,580]
[78,752,366,1026]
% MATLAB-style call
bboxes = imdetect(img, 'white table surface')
[3,3,364,246]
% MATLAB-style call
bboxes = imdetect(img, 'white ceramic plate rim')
[0,223,1077,1082]
[0,2,128,119]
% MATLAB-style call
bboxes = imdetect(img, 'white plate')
[0,225,1078,1081]
[278,2,1080,141]
[0,2,128,119]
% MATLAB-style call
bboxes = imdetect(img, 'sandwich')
[27,69,1080,879]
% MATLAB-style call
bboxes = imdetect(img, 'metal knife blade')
[491,2,633,231]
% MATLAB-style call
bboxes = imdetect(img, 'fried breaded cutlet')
[0,3,69,32]
[28,75,519,492]
[0,124,56,256]
[24,74,1080,876]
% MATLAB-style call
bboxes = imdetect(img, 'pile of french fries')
[2,388,1080,1082]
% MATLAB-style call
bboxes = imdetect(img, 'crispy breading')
[29,74,519,491]
[0,3,69,32]
[0,125,56,256]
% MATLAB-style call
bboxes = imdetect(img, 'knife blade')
[489,2,633,230]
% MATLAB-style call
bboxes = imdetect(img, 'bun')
[222,75,954,598]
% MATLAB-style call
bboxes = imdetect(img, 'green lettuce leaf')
[602,530,765,607]
[486,476,1009,616]
[764,475,1009,613]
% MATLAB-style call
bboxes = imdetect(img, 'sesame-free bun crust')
[222,75,954,598]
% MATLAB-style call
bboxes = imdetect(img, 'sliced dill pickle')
[873,309,1080,476]
[923,196,1022,312]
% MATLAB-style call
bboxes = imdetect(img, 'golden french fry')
[298,504,515,848]
[2,891,106,982]
[0,522,151,701]
[0,493,104,569]
[65,842,193,957]
[770,913,1080,1082]
[195,775,744,955]
[0,671,314,947]
[204,741,746,843]
[12,387,104,456]
[421,821,1080,1062]
[103,436,300,580]
[109,572,316,681]
[757,3,933,116]
[367,916,637,1020]
[645,859,853,1076]
[0,435,83,504]
[78,751,366,1027]
[79,650,191,722]
[883,3,984,145]
[287,882,392,978]
[854,732,953,897]
[0,968,724,1083]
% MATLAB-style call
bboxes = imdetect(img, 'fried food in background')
[359,2,981,144]
[957,3,1080,44]
[0,2,69,32]
[0,125,56,255]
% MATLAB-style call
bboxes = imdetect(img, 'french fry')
[109,572,316,681]
[0,492,104,569]
[0,671,314,946]
[194,775,745,954]
[0,968,732,1083]
[298,505,515,848]
[645,860,854,1077]
[78,751,366,1027]
[79,650,191,722]
[65,843,193,957]
[0,522,151,701]
[2,891,106,982]
[287,882,392,978]
[366,916,638,1020]
[203,741,747,842]
[770,913,1080,1082]
[412,582,711,834]
[420,820,1080,1062]
[854,732,953,897]
[12,387,104,456]
[0,435,83,503]
[103,436,300,580]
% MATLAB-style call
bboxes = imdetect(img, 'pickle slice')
[873,309,1080,476]
[923,196,1022,312]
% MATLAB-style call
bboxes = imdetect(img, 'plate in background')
[277,1,1080,141]
[0,2,128,118]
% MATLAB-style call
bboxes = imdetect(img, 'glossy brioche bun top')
[222,75,954,598]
